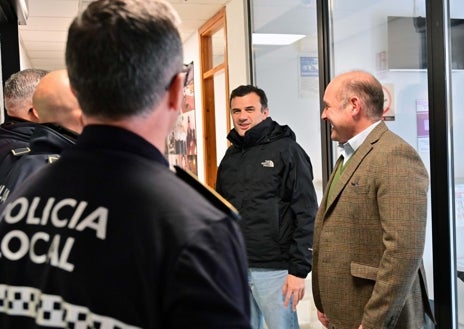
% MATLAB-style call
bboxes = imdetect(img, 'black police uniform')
[0,118,38,183]
[0,125,251,329]
[0,123,78,204]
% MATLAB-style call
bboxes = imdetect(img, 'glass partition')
[250,1,322,327]
[251,0,322,198]
[451,0,464,326]
[249,0,464,327]
[328,0,435,326]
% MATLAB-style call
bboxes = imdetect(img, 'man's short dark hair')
[65,0,183,120]
[230,85,268,110]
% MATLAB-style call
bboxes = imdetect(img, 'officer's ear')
[70,85,77,97]
[166,72,186,113]
[28,107,40,122]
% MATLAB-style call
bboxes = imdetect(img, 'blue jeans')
[248,268,299,329]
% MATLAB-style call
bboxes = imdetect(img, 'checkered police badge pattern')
[0,284,141,328]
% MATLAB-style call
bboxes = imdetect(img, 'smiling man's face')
[321,78,354,143]
[230,92,269,136]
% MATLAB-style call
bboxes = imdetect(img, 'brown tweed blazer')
[312,121,434,329]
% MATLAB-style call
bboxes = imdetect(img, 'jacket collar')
[227,117,295,149]
[28,123,78,154]
[76,124,169,167]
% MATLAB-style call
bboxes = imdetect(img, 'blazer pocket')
[349,177,370,194]
[351,262,378,281]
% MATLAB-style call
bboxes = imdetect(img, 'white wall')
[19,35,32,69]
[226,0,250,89]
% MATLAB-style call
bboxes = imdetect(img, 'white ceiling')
[18,0,230,71]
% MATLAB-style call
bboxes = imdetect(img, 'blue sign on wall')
[300,56,318,77]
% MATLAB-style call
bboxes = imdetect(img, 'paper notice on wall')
[456,184,464,225]
[382,84,395,121]
[298,55,319,98]
[416,99,429,112]
[415,99,429,152]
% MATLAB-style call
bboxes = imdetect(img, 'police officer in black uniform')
[0,1,250,328]
[0,69,48,182]
[0,69,83,204]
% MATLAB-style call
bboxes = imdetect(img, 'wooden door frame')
[199,7,229,188]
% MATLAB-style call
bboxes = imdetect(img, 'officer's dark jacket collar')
[76,124,169,167]
[28,123,79,155]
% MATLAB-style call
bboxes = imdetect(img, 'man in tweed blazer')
[312,70,434,329]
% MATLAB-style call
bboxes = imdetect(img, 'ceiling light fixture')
[252,33,306,46]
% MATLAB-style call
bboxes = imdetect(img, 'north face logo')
[261,160,274,168]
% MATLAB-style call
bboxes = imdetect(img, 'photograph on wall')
[165,61,198,176]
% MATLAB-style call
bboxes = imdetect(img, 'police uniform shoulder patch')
[11,147,31,156]
[48,155,60,163]
[174,165,240,221]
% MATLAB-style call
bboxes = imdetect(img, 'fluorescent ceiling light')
[252,33,306,46]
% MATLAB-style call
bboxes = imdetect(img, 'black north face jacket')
[216,117,318,278]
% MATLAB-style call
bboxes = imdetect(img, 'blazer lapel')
[323,122,388,216]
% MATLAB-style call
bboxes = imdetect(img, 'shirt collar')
[338,120,381,164]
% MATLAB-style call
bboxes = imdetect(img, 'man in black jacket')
[0,1,250,328]
[216,85,318,329]
[0,69,48,177]
[0,69,83,203]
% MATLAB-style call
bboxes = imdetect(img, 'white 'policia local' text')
[0,197,108,272]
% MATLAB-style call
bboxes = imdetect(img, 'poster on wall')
[298,55,319,98]
[416,99,429,153]
[382,84,395,121]
[165,61,198,176]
